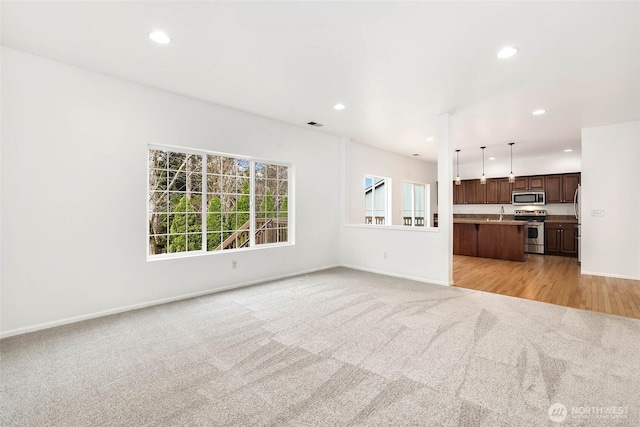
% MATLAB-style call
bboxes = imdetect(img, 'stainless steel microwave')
[512,191,545,206]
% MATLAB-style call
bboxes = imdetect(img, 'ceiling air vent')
[307,121,323,127]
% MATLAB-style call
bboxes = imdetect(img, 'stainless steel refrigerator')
[574,184,581,263]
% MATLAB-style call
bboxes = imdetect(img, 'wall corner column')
[437,114,453,285]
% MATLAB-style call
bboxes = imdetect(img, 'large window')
[148,146,290,258]
[403,182,428,227]
[365,176,389,225]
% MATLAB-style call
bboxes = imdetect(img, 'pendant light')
[480,146,487,184]
[508,142,516,183]
[455,149,461,185]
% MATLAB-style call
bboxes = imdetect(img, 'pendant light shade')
[455,149,461,185]
[508,142,516,183]
[480,146,487,184]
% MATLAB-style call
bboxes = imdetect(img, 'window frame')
[402,181,429,227]
[147,144,293,260]
[364,175,391,225]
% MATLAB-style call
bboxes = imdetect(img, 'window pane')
[221,157,236,176]
[149,235,167,255]
[277,165,288,181]
[255,162,266,179]
[207,155,222,175]
[149,169,168,191]
[168,152,186,170]
[277,180,288,197]
[187,233,202,251]
[236,176,249,194]
[415,185,425,217]
[187,154,202,173]
[207,174,222,194]
[207,232,222,251]
[374,182,385,217]
[365,178,373,220]
[403,183,412,218]
[236,159,250,177]
[255,162,289,245]
[150,192,168,213]
[149,149,168,169]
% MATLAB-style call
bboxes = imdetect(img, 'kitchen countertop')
[545,219,578,224]
[454,219,528,226]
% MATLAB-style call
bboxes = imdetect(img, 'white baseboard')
[339,263,451,287]
[0,264,340,339]
[581,270,640,281]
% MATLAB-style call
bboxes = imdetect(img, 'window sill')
[344,224,439,233]
[147,241,294,262]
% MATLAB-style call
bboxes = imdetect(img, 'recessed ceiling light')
[426,136,435,142]
[489,157,496,160]
[333,103,345,111]
[532,109,546,116]
[564,149,573,152]
[496,46,518,59]
[148,31,171,44]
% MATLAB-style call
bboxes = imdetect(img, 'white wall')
[339,114,452,286]
[1,48,342,336]
[581,120,640,280]
[344,140,438,226]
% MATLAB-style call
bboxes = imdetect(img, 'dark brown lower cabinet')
[545,223,577,257]
[454,223,526,261]
[477,224,527,262]
[453,223,478,256]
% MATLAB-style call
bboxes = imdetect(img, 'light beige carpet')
[1,267,639,426]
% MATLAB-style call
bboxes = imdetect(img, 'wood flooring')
[453,254,640,320]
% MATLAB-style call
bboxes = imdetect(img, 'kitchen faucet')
[499,206,504,221]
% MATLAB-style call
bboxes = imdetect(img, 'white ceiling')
[2,1,639,163]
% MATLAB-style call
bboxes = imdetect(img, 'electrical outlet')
[591,210,605,217]
[232,260,237,269]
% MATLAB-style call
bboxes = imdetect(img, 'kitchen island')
[454,219,528,262]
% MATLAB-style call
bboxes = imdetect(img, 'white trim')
[344,223,439,233]
[364,174,391,225]
[146,241,294,262]
[147,145,292,260]
[0,264,339,339]
[581,271,640,281]
[402,181,428,227]
[340,263,451,286]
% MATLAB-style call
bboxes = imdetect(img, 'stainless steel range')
[514,209,547,254]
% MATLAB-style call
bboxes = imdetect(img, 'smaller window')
[403,182,428,227]
[365,176,389,225]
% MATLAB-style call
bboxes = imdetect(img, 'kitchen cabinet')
[514,175,545,191]
[453,181,464,204]
[454,220,527,261]
[497,178,512,204]
[453,179,481,204]
[545,223,577,256]
[453,223,478,256]
[545,175,563,203]
[464,180,479,204]
[452,172,580,205]
[563,173,581,203]
[485,179,498,204]
[545,173,581,203]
